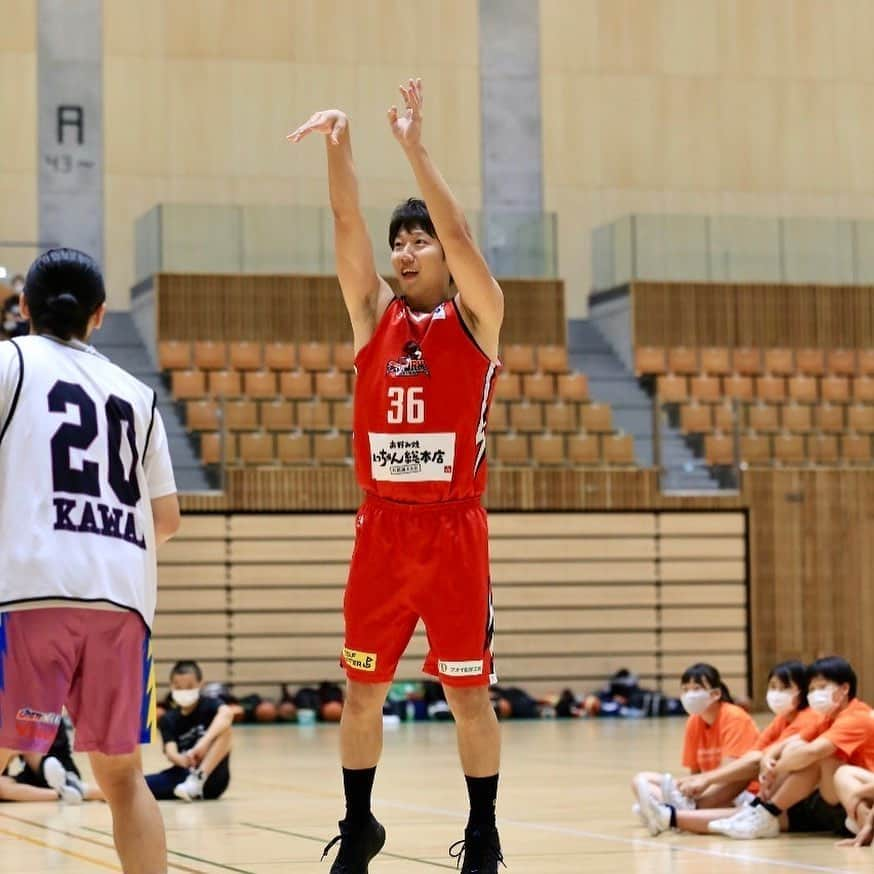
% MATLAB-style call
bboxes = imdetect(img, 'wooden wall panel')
[632,281,874,348]
[155,274,566,345]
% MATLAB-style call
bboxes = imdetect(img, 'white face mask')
[681,689,716,716]
[766,689,797,716]
[808,685,840,715]
[171,688,200,708]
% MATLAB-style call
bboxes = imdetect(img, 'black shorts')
[14,750,80,789]
[145,756,230,801]
[787,791,849,835]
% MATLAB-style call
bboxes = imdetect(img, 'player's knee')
[444,685,492,722]
[344,682,387,717]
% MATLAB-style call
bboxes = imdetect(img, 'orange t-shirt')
[803,699,874,768]
[682,702,760,773]
[754,707,824,751]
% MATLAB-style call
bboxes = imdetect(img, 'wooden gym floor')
[1,717,871,873]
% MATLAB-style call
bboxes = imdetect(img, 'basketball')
[583,695,602,717]
[229,704,246,724]
[496,698,512,720]
[276,700,297,722]
[321,700,343,722]
[254,700,278,723]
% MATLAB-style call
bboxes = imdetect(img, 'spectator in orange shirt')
[632,663,759,829]
[637,660,816,836]
[710,656,870,840]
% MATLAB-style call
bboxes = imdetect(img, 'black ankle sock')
[761,801,782,817]
[667,805,677,829]
[343,767,376,825]
[465,774,499,829]
[750,796,761,807]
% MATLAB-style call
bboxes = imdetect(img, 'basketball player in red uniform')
[290,78,504,872]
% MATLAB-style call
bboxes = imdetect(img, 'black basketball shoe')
[449,824,505,872]
[321,815,386,873]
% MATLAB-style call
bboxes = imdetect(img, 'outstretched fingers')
[287,112,329,143]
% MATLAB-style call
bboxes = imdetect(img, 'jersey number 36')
[386,386,424,424]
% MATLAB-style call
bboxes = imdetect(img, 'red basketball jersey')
[353,296,499,503]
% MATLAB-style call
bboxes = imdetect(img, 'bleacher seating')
[160,340,635,469]
[636,345,874,467]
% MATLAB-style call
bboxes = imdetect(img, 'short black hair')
[170,660,203,682]
[388,198,438,248]
[680,662,734,704]
[24,248,105,340]
[768,660,808,709]
[807,656,856,700]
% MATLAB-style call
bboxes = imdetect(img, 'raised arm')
[388,78,504,356]
[288,110,393,350]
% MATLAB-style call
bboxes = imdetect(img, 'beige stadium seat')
[667,347,698,375]
[809,434,839,464]
[239,432,275,465]
[536,345,569,374]
[532,433,565,465]
[493,372,522,402]
[722,375,753,401]
[852,377,874,403]
[732,347,762,376]
[223,400,259,431]
[634,346,666,376]
[557,373,589,403]
[495,433,530,464]
[713,402,738,432]
[567,434,601,464]
[523,372,555,402]
[193,341,228,371]
[740,433,771,466]
[502,344,536,374]
[333,342,356,372]
[820,375,850,404]
[185,399,219,431]
[842,433,872,464]
[332,400,354,432]
[747,403,779,433]
[788,374,818,404]
[208,370,242,398]
[315,371,349,400]
[796,348,825,376]
[680,403,712,435]
[487,401,509,433]
[699,347,731,375]
[201,432,236,465]
[859,350,874,376]
[827,349,856,376]
[755,375,786,403]
[544,402,577,433]
[159,340,192,371]
[781,404,812,433]
[705,433,734,466]
[297,400,332,431]
[815,404,844,434]
[848,405,874,433]
[277,432,311,464]
[264,342,297,371]
[603,433,635,465]
[580,403,613,433]
[244,370,278,400]
[510,402,543,433]
[314,432,350,464]
[229,341,262,371]
[279,370,314,400]
[690,375,721,403]
[656,374,688,403]
[260,400,295,431]
[171,370,206,400]
[773,433,805,465]
[763,348,794,376]
[299,341,332,372]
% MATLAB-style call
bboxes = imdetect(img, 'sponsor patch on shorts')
[343,647,378,672]
[438,659,484,677]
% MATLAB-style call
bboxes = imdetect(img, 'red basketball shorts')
[0,607,156,756]
[341,495,497,688]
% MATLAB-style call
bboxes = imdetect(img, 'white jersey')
[0,335,176,629]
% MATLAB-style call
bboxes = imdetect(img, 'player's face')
[390,226,451,307]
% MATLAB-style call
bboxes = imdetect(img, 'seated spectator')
[1,719,102,803]
[145,660,233,802]
[2,290,28,339]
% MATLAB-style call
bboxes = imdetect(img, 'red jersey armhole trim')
[353,295,403,368]
[451,298,497,365]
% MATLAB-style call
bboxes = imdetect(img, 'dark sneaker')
[321,815,386,873]
[449,825,505,873]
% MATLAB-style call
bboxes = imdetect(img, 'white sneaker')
[661,773,696,810]
[173,769,205,802]
[709,805,779,839]
[733,790,756,807]
[845,816,860,836]
[43,756,83,805]
[632,803,646,826]
[640,790,673,836]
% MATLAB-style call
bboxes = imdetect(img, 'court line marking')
[242,822,456,869]
[370,796,858,874]
[0,825,121,871]
[0,811,209,874]
[83,826,256,874]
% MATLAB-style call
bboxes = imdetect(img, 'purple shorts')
[0,607,156,756]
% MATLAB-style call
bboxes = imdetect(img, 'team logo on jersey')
[343,648,377,672]
[386,340,430,378]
